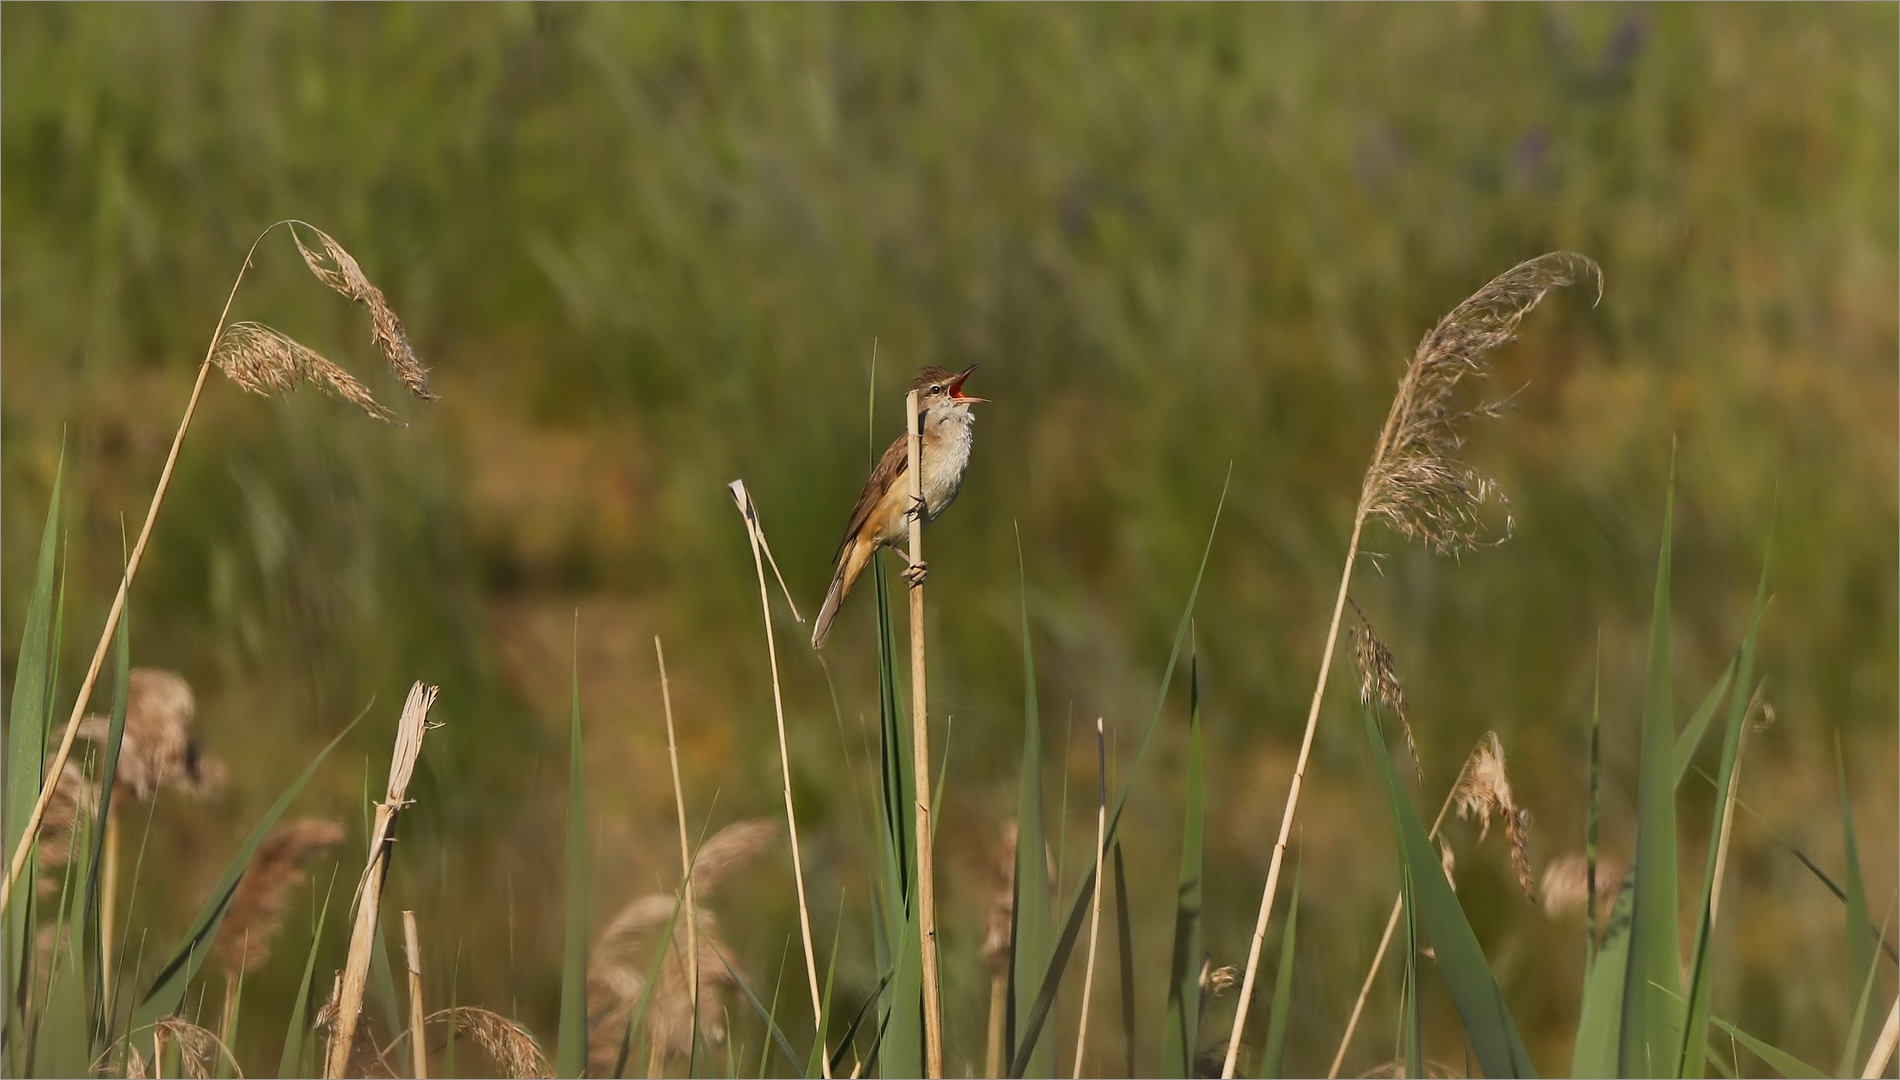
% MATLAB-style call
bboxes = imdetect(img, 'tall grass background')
[2,4,1894,1075]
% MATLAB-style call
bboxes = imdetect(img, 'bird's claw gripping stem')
[902,560,929,586]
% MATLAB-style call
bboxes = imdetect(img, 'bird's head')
[909,364,987,410]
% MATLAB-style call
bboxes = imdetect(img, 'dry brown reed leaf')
[1453,732,1536,902]
[76,668,225,802]
[1359,252,1601,556]
[214,817,345,976]
[289,223,434,401]
[428,1007,551,1079]
[1349,601,1418,778]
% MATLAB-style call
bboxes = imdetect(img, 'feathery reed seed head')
[1453,732,1537,902]
[214,816,345,975]
[1359,252,1601,556]
[1539,852,1627,920]
[76,668,224,803]
[1350,601,1419,778]
[429,1007,552,1079]
[36,758,99,868]
[290,224,434,401]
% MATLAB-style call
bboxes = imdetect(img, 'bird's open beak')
[947,364,988,403]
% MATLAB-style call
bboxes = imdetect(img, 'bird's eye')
[930,385,943,394]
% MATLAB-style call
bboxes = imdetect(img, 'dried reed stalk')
[726,479,826,1076]
[427,1007,551,1079]
[1329,730,1539,1076]
[1223,251,1598,1078]
[1864,996,1900,1080]
[654,636,701,1058]
[403,911,427,1080]
[215,817,345,976]
[325,682,441,1078]
[0,220,433,911]
[1071,718,1108,1079]
[905,389,946,1078]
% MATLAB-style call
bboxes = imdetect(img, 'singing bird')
[811,365,987,649]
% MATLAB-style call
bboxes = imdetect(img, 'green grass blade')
[1836,741,1876,1076]
[1258,859,1301,1080]
[1161,653,1205,1078]
[1361,701,1536,1078]
[1010,471,1229,1073]
[1677,544,1769,1079]
[556,650,590,1078]
[1401,864,1422,1080]
[829,970,895,1076]
[277,868,338,1079]
[1574,884,1632,1080]
[1588,641,1604,979]
[1707,1017,1825,1080]
[1840,918,1890,1079]
[804,917,843,1078]
[5,450,63,1054]
[131,715,360,1030]
[1114,842,1136,1079]
[1622,457,1683,1078]
[872,559,923,1078]
[1011,537,1056,1078]
[1670,660,1736,791]
[76,601,130,1054]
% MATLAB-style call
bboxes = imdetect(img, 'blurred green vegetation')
[2,3,1894,1075]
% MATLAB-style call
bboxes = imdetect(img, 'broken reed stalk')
[1,218,433,910]
[325,682,441,1079]
[906,388,946,1078]
[404,910,427,1080]
[654,636,701,1050]
[725,480,826,1077]
[1222,252,1599,1078]
[1326,775,1463,1077]
[1071,718,1108,1079]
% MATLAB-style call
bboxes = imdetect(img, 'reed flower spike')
[214,817,345,975]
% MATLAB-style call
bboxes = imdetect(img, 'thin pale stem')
[985,970,1007,1080]
[2,220,293,911]
[102,806,121,1014]
[403,911,427,1080]
[1072,718,1108,1078]
[1224,511,1367,1079]
[655,638,701,1052]
[906,389,945,1078]
[1707,723,1750,927]
[1326,779,1462,1078]
[730,481,827,1077]
[1863,996,1900,1080]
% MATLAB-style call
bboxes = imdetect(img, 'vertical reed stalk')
[1071,718,1108,1078]
[986,971,1007,1080]
[102,807,121,1007]
[905,389,945,1078]
[654,637,701,1048]
[404,911,427,1079]
[1326,781,1461,1077]
[726,480,827,1077]
[1863,998,1900,1079]
[325,682,440,1078]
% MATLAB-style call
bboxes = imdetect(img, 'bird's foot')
[906,494,929,522]
[902,559,930,586]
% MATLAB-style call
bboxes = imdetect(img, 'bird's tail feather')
[811,541,872,649]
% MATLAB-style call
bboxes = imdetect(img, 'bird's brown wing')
[833,432,911,565]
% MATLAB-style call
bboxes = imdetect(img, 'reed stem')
[1072,717,1108,1078]
[655,637,701,1055]
[403,911,427,1079]
[906,388,945,1078]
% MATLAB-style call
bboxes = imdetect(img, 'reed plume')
[428,1007,551,1080]
[585,819,778,1074]
[1224,252,1598,1078]
[214,817,345,976]
[1,219,434,910]
[76,669,226,802]
[33,759,99,871]
[115,1017,239,1080]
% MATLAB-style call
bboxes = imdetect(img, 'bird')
[811,364,987,649]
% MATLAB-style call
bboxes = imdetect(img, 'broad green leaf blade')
[1708,1017,1826,1080]
[1670,660,1735,791]
[1402,863,1421,1080]
[5,451,63,1054]
[1839,919,1889,1079]
[1362,702,1536,1078]
[1837,744,1876,1077]
[277,869,338,1079]
[131,717,359,1029]
[1011,542,1055,1078]
[1161,655,1205,1079]
[76,599,131,1054]
[873,560,923,1079]
[556,652,589,1078]
[1259,861,1300,1080]
[1574,883,1635,1079]
[1011,472,1229,1070]
[1114,842,1136,1079]
[1623,460,1683,1078]
[1677,545,1769,1079]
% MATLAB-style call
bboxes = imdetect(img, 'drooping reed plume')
[427,1007,551,1080]
[1224,251,1598,1078]
[115,1016,239,1080]
[1327,730,1543,1077]
[213,817,345,976]
[2,220,434,910]
[586,818,778,1075]
[75,669,227,803]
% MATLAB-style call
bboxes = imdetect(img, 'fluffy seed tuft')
[1453,732,1537,902]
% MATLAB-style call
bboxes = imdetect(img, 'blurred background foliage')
[2,3,1894,1075]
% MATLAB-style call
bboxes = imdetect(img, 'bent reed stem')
[655,637,701,1051]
